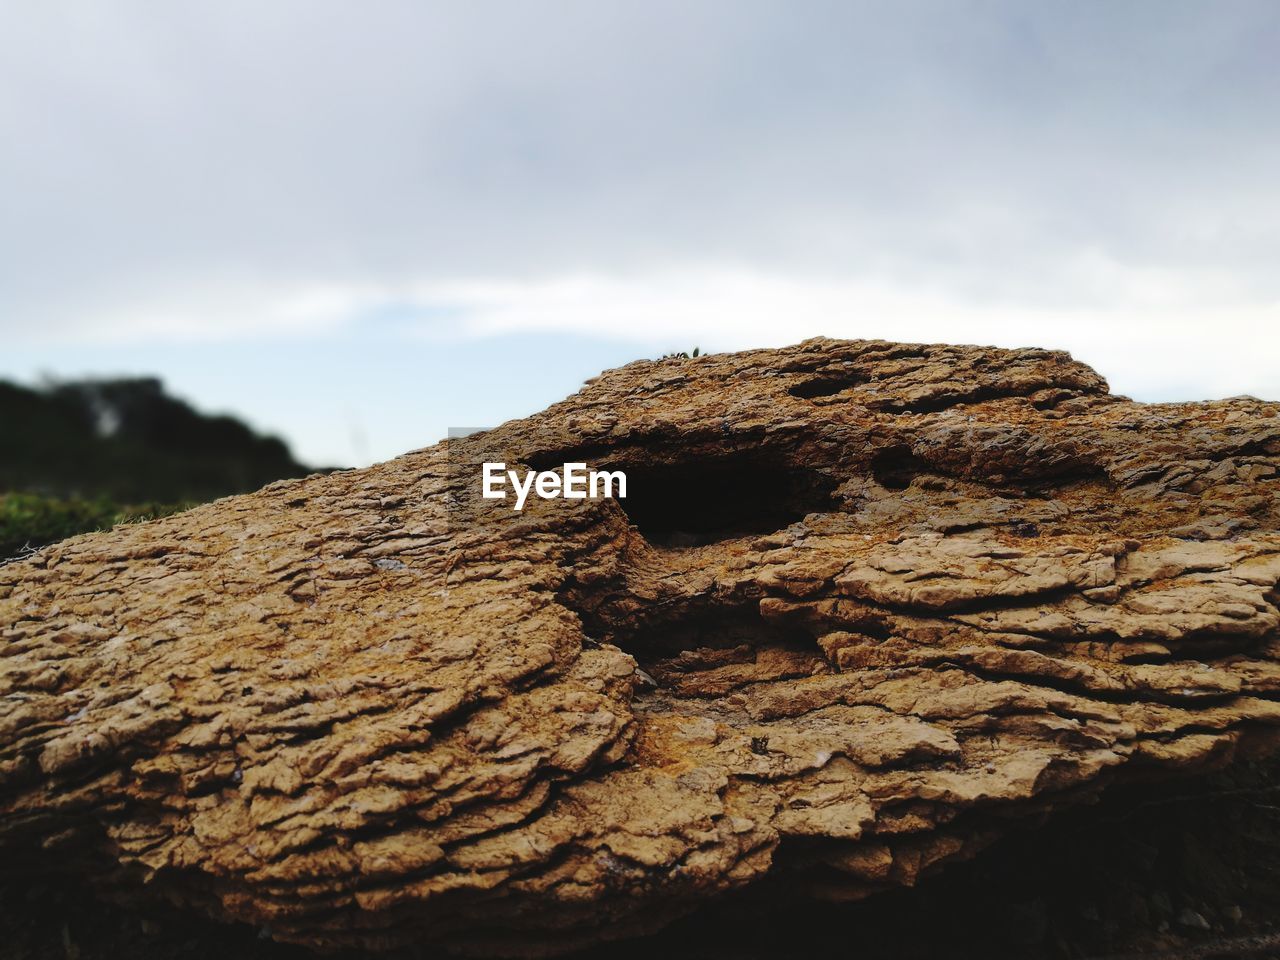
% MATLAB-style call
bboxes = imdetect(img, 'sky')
[2,0,1278,467]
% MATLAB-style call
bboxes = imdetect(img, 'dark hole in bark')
[619,455,840,546]
[874,384,1040,414]
[626,606,814,658]
[871,446,931,490]
[620,605,829,692]
[788,373,868,399]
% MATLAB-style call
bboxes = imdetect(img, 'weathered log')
[3,338,1280,956]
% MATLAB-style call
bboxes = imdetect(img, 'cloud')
[418,267,1280,400]
[1,1,1278,403]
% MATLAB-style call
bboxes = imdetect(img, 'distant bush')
[0,377,318,503]
[0,492,192,561]
[0,375,323,560]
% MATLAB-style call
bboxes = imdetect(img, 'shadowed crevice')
[788,373,870,400]
[619,455,840,546]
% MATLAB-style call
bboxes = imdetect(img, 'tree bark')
[3,338,1280,955]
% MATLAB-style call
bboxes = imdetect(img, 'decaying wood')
[3,338,1280,955]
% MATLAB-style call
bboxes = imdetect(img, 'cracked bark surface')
[3,337,1280,956]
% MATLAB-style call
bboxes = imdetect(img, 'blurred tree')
[0,377,316,502]
[1,377,323,556]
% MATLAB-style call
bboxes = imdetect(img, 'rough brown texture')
[3,338,1280,956]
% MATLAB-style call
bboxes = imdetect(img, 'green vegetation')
[0,493,193,560]
[1,377,320,559]
[660,346,701,359]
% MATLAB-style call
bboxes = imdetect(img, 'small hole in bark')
[1032,389,1077,411]
[875,384,1040,414]
[788,373,868,399]
[620,455,840,546]
[871,446,931,490]
[622,605,829,694]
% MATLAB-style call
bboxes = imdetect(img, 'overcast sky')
[2,1,1278,466]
